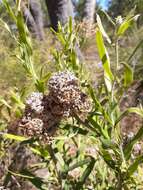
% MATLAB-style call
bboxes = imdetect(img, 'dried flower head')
[20,117,43,137]
[26,92,44,113]
[48,71,91,117]
[48,71,79,104]
[16,71,91,142]
[48,71,78,92]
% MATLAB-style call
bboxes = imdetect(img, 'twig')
[47,144,62,186]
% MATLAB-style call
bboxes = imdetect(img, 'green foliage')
[96,17,113,92]
[108,0,143,26]
[1,1,143,189]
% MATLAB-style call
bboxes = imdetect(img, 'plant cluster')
[1,1,143,190]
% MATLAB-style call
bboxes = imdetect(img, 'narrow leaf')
[122,62,133,87]
[75,157,96,189]
[0,98,11,109]
[124,126,143,160]
[96,14,111,44]
[96,28,114,92]
[2,0,16,22]
[62,157,92,175]
[100,149,116,170]
[117,15,139,36]
[3,133,27,141]
[128,39,143,62]
[115,107,143,126]
[127,155,143,177]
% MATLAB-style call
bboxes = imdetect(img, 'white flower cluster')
[48,71,78,92]
[26,92,44,113]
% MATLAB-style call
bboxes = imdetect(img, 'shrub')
[1,1,143,189]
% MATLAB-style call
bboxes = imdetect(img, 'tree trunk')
[21,0,44,40]
[83,0,96,25]
[45,0,84,61]
[29,0,45,40]
[45,0,74,31]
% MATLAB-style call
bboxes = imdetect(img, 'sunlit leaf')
[96,14,111,44]
[0,98,11,109]
[3,133,27,141]
[117,15,140,36]
[96,28,114,92]
[30,147,49,158]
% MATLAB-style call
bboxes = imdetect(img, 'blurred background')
[0,0,143,95]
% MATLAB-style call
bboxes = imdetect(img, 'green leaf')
[62,157,93,175]
[68,16,73,33]
[101,138,117,149]
[100,149,116,170]
[0,98,11,109]
[41,72,51,82]
[87,85,102,108]
[62,124,88,135]
[35,80,45,93]
[8,169,34,179]
[88,117,101,131]
[117,15,139,36]
[128,39,143,62]
[127,155,143,177]
[75,157,96,189]
[124,126,143,160]
[100,10,115,27]
[96,14,111,44]
[19,169,45,190]
[122,62,133,87]
[30,147,49,158]
[115,107,143,126]
[10,90,25,109]
[3,133,27,141]
[0,19,14,36]
[2,0,16,22]
[88,117,110,139]
[96,28,114,92]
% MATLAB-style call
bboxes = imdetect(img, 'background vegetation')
[1,0,143,189]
